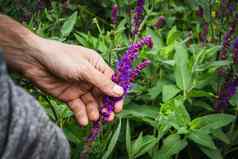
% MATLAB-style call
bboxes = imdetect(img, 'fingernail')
[80,118,88,126]
[112,85,124,96]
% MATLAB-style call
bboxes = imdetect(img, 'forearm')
[0,14,40,72]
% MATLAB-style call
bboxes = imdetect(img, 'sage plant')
[87,36,153,141]
[112,4,118,25]
[132,0,145,35]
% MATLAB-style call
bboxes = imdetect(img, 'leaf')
[190,114,235,132]
[126,120,132,158]
[160,97,191,129]
[167,26,180,45]
[188,90,214,98]
[61,11,78,37]
[174,44,192,91]
[229,92,238,106]
[174,99,191,124]
[188,129,216,149]
[135,135,157,158]
[119,104,160,119]
[153,134,187,159]
[162,84,180,102]
[199,146,223,159]
[116,18,127,33]
[148,80,169,100]
[102,119,122,159]
[212,129,230,144]
[132,132,144,155]
[197,60,231,72]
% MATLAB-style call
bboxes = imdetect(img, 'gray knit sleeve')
[0,51,70,159]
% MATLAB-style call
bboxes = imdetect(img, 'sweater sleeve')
[0,50,70,159]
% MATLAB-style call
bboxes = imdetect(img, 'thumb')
[83,65,124,97]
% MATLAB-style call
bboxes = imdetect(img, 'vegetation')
[1,0,238,158]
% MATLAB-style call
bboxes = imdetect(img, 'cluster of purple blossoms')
[112,4,118,25]
[132,0,145,35]
[199,22,209,44]
[36,0,46,11]
[155,16,166,29]
[87,36,153,141]
[196,5,204,18]
[215,79,238,112]
[219,22,236,60]
[217,0,236,17]
[233,37,238,64]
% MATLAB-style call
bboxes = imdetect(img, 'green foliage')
[5,0,238,158]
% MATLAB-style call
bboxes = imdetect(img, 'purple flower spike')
[87,36,153,141]
[87,120,100,142]
[196,5,204,17]
[233,37,238,64]
[132,0,145,35]
[199,22,209,44]
[215,79,238,112]
[112,4,118,25]
[155,16,166,29]
[130,60,151,82]
[219,22,236,60]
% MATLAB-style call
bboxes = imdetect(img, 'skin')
[0,14,124,126]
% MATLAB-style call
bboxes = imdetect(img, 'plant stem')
[44,96,58,122]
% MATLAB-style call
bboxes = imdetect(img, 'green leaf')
[126,120,132,158]
[61,11,78,37]
[174,99,191,124]
[102,119,122,159]
[135,135,157,158]
[167,26,180,45]
[174,44,192,91]
[132,132,144,155]
[162,84,180,102]
[188,130,216,149]
[119,104,160,119]
[229,92,238,106]
[212,129,230,144]
[199,146,223,159]
[148,80,169,100]
[190,114,235,131]
[188,90,215,98]
[160,97,191,129]
[196,60,231,72]
[153,134,187,159]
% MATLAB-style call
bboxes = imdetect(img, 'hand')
[5,36,124,126]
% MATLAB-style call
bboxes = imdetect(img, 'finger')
[101,107,115,122]
[68,98,88,126]
[81,93,99,121]
[83,65,124,97]
[114,99,124,113]
[92,88,103,103]
[101,61,114,78]
[107,112,115,122]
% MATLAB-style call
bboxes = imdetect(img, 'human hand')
[5,36,124,126]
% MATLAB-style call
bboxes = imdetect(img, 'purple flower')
[215,79,238,112]
[155,16,166,29]
[112,4,118,25]
[132,0,145,35]
[36,0,45,11]
[130,59,151,82]
[233,37,238,64]
[199,22,209,44]
[228,4,235,13]
[196,5,204,17]
[87,36,153,141]
[87,119,100,142]
[219,22,236,60]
